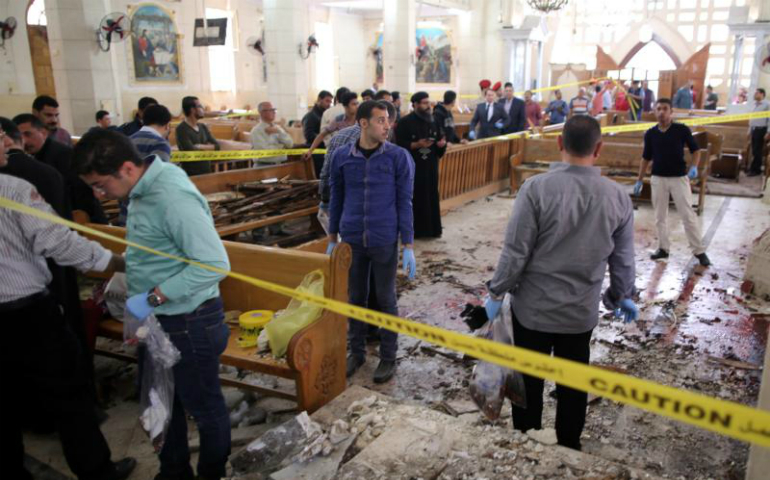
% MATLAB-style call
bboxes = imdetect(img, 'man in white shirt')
[320,87,350,132]
[250,101,294,166]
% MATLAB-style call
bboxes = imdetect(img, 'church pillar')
[383,0,416,96]
[264,0,310,122]
[728,34,744,103]
[44,0,119,135]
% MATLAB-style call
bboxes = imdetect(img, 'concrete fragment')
[231,412,316,475]
[269,435,357,480]
[526,427,558,445]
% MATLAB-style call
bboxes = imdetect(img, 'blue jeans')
[347,242,399,362]
[156,297,230,480]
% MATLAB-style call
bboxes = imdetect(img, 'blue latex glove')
[319,201,329,211]
[494,120,504,129]
[614,299,639,323]
[326,241,337,256]
[484,296,503,321]
[402,248,417,280]
[633,180,643,197]
[688,166,698,180]
[468,130,476,140]
[126,293,154,321]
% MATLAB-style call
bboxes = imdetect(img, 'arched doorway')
[619,40,679,96]
[27,0,56,97]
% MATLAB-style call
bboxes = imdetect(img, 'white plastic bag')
[124,312,181,452]
[469,294,526,420]
[104,273,128,320]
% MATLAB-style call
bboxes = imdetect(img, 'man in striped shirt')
[130,104,173,163]
[569,88,590,117]
[0,131,134,479]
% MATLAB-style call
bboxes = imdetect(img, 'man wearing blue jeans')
[327,100,416,384]
[74,130,231,480]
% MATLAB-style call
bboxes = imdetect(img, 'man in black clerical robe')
[395,92,446,239]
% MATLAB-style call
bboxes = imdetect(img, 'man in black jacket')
[13,113,107,224]
[499,82,526,134]
[470,88,509,139]
[118,96,158,136]
[433,90,466,145]
[302,90,333,176]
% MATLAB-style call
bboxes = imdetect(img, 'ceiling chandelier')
[526,0,569,14]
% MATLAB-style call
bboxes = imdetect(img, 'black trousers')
[511,312,593,450]
[0,293,114,480]
[750,127,767,174]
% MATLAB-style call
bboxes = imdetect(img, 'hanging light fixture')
[526,0,569,14]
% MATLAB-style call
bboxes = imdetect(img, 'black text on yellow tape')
[171,149,326,163]
[1,195,768,447]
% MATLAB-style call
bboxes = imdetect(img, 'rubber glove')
[494,120,504,129]
[126,293,154,321]
[688,166,698,180]
[468,130,476,140]
[319,201,329,211]
[325,241,337,256]
[484,295,503,321]
[614,299,639,323]
[402,248,417,280]
[633,180,643,197]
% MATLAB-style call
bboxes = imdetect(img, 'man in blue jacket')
[327,100,416,383]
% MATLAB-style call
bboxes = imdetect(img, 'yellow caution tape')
[218,111,260,119]
[457,77,609,100]
[171,149,326,163]
[1,195,769,447]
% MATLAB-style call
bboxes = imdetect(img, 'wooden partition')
[438,138,518,211]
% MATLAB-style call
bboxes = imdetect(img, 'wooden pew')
[84,225,352,414]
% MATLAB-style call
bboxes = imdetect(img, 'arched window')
[612,41,678,95]
[27,0,47,26]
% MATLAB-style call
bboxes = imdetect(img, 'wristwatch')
[147,288,164,308]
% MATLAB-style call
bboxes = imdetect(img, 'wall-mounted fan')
[759,39,770,74]
[298,34,318,59]
[0,17,17,48]
[246,36,264,55]
[96,12,129,52]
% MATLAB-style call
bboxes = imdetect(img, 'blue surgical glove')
[402,248,417,280]
[126,293,154,321]
[319,201,329,211]
[494,120,504,129]
[688,166,698,180]
[468,130,476,140]
[614,299,639,323]
[633,180,643,197]
[484,296,503,321]
[326,241,337,256]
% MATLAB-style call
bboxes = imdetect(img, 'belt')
[0,289,50,313]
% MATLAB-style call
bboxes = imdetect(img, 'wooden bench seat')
[83,225,352,414]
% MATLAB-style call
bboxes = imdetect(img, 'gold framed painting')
[128,3,183,84]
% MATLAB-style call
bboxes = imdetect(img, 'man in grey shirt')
[484,115,638,451]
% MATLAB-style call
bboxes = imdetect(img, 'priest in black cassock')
[395,92,447,239]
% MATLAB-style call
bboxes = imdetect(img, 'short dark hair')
[356,100,388,122]
[335,87,350,102]
[73,129,143,176]
[12,113,46,130]
[138,96,158,111]
[361,89,375,99]
[758,88,767,97]
[374,89,391,100]
[341,92,359,107]
[318,90,333,100]
[96,110,109,122]
[562,115,601,157]
[443,90,457,104]
[595,85,601,93]
[0,117,21,143]
[656,98,673,107]
[381,100,396,120]
[391,91,400,101]
[182,96,200,116]
[632,80,640,85]
[142,104,172,127]
[706,85,713,90]
[504,82,513,88]
[32,95,58,111]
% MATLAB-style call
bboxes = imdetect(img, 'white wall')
[330,10,368,93]
[0,0,39,118]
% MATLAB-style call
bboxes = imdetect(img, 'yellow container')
[237,310,274,348]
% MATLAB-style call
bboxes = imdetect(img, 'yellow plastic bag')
[264,270,325,357]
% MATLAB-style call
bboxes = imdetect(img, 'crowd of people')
[1,76,766,480]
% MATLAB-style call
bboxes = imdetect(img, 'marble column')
[383,0,416,96]
[264,0,310,122]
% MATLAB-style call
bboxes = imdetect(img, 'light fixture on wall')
[526,0,569,14]
[0,16,17,48]
[299,34,319,59]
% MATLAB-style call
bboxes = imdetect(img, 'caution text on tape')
[171,149,325,163]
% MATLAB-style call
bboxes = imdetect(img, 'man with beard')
[32,95,72,146]
[175,96,221,176]
[302,90,333,176]
[13,113,107,224]
[395,92,446,239]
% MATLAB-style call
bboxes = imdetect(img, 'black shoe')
[373,360,396,384]
[650,249,669,260]
[695,253,711,267]
[111,457,137,480]
[346,354,365,378]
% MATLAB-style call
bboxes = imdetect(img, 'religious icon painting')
[128,3,183,84]
[415,27,452,84]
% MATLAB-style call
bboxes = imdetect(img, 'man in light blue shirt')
[74,130,232,480]
[672,81,693,109]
